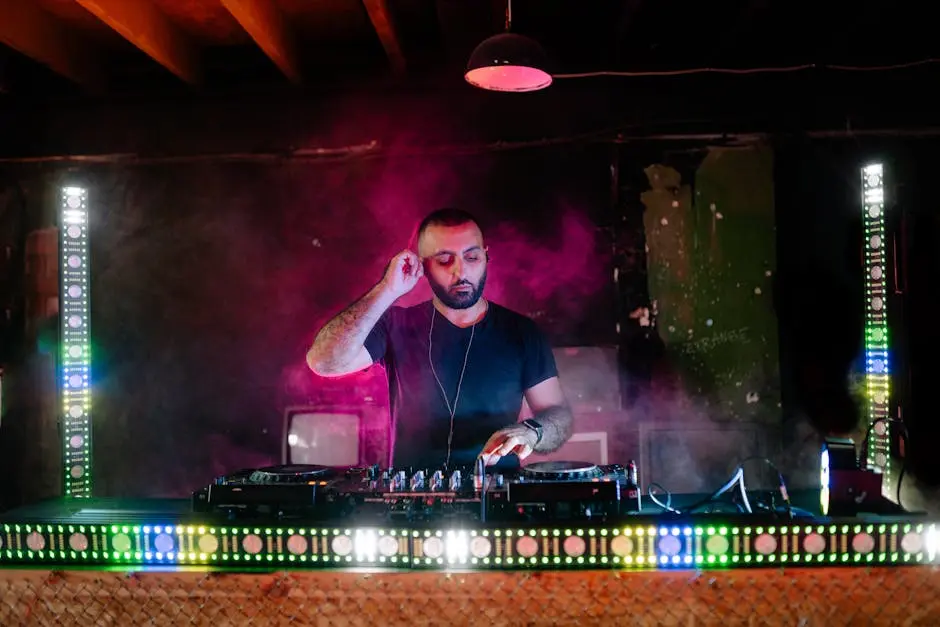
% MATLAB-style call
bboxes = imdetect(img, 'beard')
[428,269,487,310]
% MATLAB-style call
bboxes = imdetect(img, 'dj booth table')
[1,497,940,625]
[2,567,939,626]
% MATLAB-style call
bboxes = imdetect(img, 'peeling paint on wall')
[641,146,780,424]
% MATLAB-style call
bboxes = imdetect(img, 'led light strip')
[0,522,936,569]
[60,186,92,498]
[860,164,891,474]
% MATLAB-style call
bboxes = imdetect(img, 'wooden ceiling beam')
[0,0,102,87]
[361,0,406,75]
[74,0,201,84]
[220,0,302,84]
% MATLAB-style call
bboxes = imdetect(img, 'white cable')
[714,468,744,498]
[648,486,678,513]
[553,58,940,79]
[429,307,475,469]
[738,473,753,514]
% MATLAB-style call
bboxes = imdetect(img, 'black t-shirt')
[364,300,558,470]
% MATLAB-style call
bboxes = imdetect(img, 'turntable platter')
[248,465,335,484]
[521,461,603,480]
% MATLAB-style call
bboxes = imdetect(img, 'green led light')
[861,163,892,476]
[59,186,92,499]
[1,523,938,571]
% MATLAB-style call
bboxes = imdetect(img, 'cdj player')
[192,460,642,524]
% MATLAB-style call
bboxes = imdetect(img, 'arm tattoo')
[531,405,575,453]
[309,282,395,374]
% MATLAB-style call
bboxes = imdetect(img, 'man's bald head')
[415,208,484,255]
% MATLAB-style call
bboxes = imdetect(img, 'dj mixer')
[1,457,934,572]
[191,460,643,524]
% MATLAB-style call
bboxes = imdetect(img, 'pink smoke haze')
[485,205,608,322]
[84,88,614,496]
[284,195,608,418]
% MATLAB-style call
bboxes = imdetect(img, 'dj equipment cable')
[648,457,792,518]
[476,455,487,523]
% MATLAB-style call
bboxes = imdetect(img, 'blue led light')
[860,164,891,474]
[59,186,92,498]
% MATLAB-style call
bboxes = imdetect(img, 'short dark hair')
[415,208,484,245]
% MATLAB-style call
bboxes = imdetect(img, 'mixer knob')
[410,470,426,491]
[474,457,486,486]
[431,470,444,491]
[392,470,406,491]
[449,470,462,491]
[482,474,503,490]
[627,460,638,484]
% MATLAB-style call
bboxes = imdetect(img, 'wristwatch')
[521,419,543,445]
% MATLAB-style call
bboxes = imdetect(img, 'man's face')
[418,222,488,310]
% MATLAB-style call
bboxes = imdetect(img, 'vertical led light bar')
[861,164,891,474]
[60,186,92,498]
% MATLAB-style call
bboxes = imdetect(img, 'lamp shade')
[464,33,552,92]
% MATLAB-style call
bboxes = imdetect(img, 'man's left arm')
[523,377,574,452]
[480,320,574,465]
[481,377,574,464]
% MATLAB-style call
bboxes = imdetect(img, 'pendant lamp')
[464,0,552,92]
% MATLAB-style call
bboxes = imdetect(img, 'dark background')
[1,0,939,505]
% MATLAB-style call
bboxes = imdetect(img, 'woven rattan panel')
[1,567,938,626]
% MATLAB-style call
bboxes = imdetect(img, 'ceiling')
[2,0,940,161]
[2,0,939,99]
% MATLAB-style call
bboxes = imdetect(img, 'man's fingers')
[496,435,525,457]
[511,443,534,460]
[481,429,533,465]
[481,434,503,456]
[398,250,418,268]
[483,440,531,466]
[396,254,410,274]
[481,433,509,465]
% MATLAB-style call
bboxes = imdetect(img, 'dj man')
[306,208,574,470]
